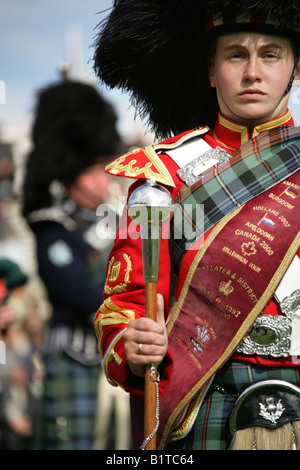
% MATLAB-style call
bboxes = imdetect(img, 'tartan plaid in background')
[170,126,300,272]
[167,360,300,450]
[33,353,99,450]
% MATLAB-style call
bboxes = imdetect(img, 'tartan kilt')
[167,360,300,450]
[33,352,100,450]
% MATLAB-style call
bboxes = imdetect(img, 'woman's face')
[208,32,300,126]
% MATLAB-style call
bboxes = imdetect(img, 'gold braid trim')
[94,297,135,345]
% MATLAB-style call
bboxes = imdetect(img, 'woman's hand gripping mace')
[127,179,173,450]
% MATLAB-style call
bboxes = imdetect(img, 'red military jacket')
[94,110,297,398]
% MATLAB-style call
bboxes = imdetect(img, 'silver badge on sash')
[275,256,300,357]
[177,147,231,186]
[237,256,300,357]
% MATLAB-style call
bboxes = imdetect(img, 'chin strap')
[285,67,296,95]
[284,47,300,95]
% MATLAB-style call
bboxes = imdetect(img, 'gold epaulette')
[105,145,176,187]
[105,126,209,188]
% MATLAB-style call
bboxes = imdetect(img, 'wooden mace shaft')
[144,282,158,450]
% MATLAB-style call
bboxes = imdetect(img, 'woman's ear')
[208,57,216,88]
[292,59,300,87]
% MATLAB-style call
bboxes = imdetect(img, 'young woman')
[93,0,300,450]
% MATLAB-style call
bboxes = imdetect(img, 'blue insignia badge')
[47,240,73,267]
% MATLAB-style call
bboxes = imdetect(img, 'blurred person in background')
[0,258,29,336]
[0,143,14,201]
[0,258,31,449]
[0,278,49,450]
[22,79,122,450]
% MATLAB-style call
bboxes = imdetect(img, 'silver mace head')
[127,179,173,283]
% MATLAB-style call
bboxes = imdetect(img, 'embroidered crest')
[259,397,285,425]
[241,241,257,256]
[109,261,121,283]
[218,280,234,296]
[190,324,211,353]
[104,252,132,295]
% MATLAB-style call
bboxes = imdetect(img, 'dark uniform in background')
[22,80,121,449]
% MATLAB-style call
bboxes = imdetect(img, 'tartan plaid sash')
[170,126,300,272]
[158,171,300,450]
[156,126,300,450]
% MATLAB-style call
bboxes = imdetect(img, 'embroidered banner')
[158,171,300,449]
[170,126,300,271]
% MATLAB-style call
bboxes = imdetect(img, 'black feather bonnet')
[93,0,300,138]
[22,79,120,215]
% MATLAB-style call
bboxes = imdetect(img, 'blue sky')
[0,0,145,137]
[2,0,300,137]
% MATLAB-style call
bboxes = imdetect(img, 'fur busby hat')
[93,0,300,139]
[22,79,120,215]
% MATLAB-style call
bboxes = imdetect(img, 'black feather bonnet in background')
[93,0,300,139]
[22,80,120,216]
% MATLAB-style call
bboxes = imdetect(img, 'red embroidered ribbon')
[157,171,300,449]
